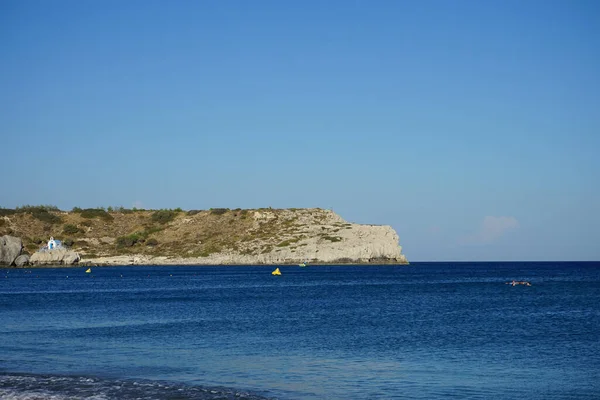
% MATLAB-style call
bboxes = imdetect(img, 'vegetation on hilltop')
[0,205,62,225]
[0,205,358,261]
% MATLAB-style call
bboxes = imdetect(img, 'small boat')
[299,263,306,267]
[85,268,91,273]
[271,268,281,276]
[506,280,531,286]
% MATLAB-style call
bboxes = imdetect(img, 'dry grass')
[1,208,340,258]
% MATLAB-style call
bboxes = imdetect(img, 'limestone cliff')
[1,207,408,266]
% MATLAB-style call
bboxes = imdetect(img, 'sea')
[1,262,599,399]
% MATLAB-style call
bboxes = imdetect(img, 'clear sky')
[1,0,599,261]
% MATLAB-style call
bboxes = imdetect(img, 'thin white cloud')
[459,216,519,245]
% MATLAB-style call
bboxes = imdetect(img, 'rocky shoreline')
[78,255,408,267]
[2,234,408,268]
[1,235,82,267]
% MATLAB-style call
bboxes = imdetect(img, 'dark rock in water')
[0,235,23,266]
[14,254,30,267]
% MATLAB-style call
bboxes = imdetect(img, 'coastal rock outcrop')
[29,249,80,266]
[0,235,23,266]
[14,254,30,267]
[82,209,409,266]
[3,207,408,266]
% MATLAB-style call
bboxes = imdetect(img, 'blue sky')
[1,0,599,261]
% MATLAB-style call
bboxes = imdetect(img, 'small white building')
[45,237,63,251]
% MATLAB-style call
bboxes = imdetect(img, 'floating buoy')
[271,268,281,276]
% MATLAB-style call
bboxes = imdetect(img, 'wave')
[0,372,276,400]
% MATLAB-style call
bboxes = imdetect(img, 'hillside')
[0,206,408,265]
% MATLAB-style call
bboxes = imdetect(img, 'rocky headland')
[0,207,408,267]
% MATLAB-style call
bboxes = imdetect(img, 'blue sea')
[1,262,599,399]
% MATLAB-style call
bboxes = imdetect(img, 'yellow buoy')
[85,268,91,273]
[271,268,281,276]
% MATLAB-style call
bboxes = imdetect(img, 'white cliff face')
[82,208,408,266]
[248,222,405,264]
[249,208,407,264]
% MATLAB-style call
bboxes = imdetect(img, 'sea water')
[1,262,599,399]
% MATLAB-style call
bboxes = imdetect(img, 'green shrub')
[116,233,141,248]
[80,208,113,221]
[209,208,229,215]
[13,205,61,223]
[322,235,342,243]
[276,237,301,247]
[199,244,221,257]
[146,238,158,247]
[187,210,201,216]
[151,210,178,224]
[17,205,60,213]
[32,210,62,224]
[140,226,163,238]
[25,243,38,252]
[63,238,75,247]
[72,207,82,212]
[0,208,16,216]
[63,224,81,235]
